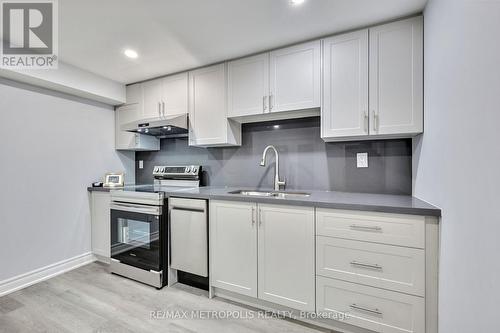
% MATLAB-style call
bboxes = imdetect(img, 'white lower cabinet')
[258,204,315,312]
[317,276,424,333]
[316,208,425,249]
[210,201,258,297]
[210,203,436,333]
[90,191,110,260]
[316,236,425,296]
[210,201,315,311]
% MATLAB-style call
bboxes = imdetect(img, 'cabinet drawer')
[316,237,425,296]
[317,276,424,333]
[316,209,425,248]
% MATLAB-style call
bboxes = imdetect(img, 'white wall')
[0,79,134,282]
[414,0,500,331]
[0,62,126,105]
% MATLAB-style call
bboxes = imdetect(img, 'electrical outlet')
[357,153,368,168]
[138,160,144,169]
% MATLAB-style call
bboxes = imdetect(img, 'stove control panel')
[153,165,201,179]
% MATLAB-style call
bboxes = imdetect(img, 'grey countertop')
[89,185,441,217]
[87,186,112,192]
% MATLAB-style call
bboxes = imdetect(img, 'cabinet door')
[369,16,423,135]
[316,276,424,333]
[258,204,315,311]
[115,104,159,151]
[227,53,269,117]
[91,192,111,259]
[316,237,425,296]
[189,64,240,146]
[115,104,140,150]
[161,72,188,117]
[210,201,258,297]
[142,79,162,119]
[126,83,143,105]
[269,41,321,113]
[322,30,369,140]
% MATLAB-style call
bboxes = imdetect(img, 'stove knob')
[186,166,192,173]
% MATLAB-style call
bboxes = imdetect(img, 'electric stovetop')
[120,184,197,194]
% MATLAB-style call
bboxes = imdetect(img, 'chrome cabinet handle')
[350,261,382,270]
[259,208,262,226]
[350,224,382,231]
[252,207,256,225]
[372,110,378,131]
[269,94,274,111]
[158,102,161,117]
[364,110,368,133]
[263,96,268,112]
[350,304,382,315]
[162,101,165,117]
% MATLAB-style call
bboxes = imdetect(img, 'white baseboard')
[0,252,96,297]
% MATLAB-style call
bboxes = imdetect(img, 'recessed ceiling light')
[124,49,138,59]
[273,125,280,129]
[290,0,305,6]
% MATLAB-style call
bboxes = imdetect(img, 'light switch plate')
[357,153,368,168]
[138,160,144,169]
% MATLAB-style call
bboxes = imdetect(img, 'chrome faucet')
[260,145,286,191]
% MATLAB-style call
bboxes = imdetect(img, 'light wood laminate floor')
[0,263,328,333]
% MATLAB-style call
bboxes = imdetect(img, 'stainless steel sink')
[228,190,311,198]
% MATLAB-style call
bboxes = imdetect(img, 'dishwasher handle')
[170,206,206,213]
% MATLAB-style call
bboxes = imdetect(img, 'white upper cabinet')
[125,83,143,105]
[227,53,270,117]
[161,72,188,117]
[258,204,315,312]
[369,16,423,136]
[322,16,423,141]
[142,73,189,120]
[188,63,241,147]
[210,201,258,297]
[115,103,159,151]
[142,78,163,119]
[269,40,321,113]
[322,30,369,139]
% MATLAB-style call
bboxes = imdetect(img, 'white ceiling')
[59,0,427,84]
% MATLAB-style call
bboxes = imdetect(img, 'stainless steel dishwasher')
[169,197,208,277]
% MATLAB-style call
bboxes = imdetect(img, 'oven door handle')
[110,202,161,215]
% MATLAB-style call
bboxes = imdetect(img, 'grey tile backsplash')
[136,117,412,195]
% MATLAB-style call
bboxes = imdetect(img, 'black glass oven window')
[116,218,151,249]
[111,210,160,271]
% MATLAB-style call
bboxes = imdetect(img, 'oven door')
[110,202,162,272]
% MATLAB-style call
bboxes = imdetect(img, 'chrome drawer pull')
[350,261,382,270]
[349,224,382,231]
[350,303,382,315]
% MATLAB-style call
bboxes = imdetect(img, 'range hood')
[122,114,188,138]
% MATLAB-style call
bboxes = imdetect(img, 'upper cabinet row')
[322,16,423,141]
[117,16,423,150]
[125,73,189,119]
[227,40,321,119]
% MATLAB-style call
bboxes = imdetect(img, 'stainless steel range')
[109,165,202,288]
